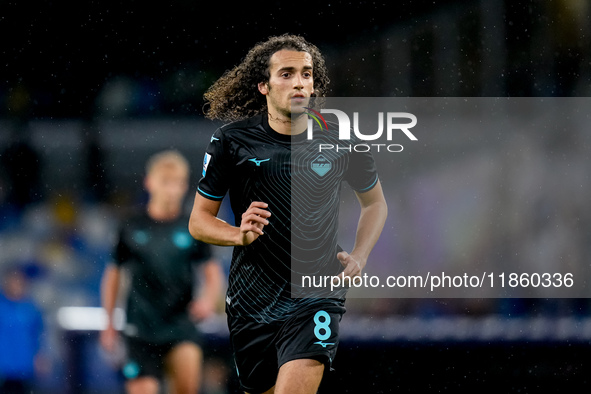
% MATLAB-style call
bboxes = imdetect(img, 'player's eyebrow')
[276,65,313,73]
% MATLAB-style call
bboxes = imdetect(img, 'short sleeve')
[344,149,379,193]
[197,128,230,201]
[112,227,131,267]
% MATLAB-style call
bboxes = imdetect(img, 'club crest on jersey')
[172,230,193,249]
[311,155,331,177]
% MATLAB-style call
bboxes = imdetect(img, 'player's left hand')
[189,299,215,321]
[333,251,367,287]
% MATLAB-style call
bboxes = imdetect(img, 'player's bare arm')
[189,193,271,246]
[336,180,387,282]
[189,258,223,321]
[99,263,121,353]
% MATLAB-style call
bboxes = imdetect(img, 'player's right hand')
[239,201,271,245]
[99,325,118,353]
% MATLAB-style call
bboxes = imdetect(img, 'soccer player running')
[100,150,223,394]
[189,34,387,394]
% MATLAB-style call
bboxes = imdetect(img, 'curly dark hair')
[203,34,330,121]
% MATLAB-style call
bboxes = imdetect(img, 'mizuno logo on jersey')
[248,158,270,166]
[210,135,220,143]
[132,230,149,245]
[314,341,335,348]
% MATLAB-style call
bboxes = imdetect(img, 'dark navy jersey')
[113,211,212,342]
[198,114,378,323]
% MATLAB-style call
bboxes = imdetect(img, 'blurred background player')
[0,265,45,394]
[100,150,223,394]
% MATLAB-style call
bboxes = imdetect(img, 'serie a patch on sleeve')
[202,153,212,176]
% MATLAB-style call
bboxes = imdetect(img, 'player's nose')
[293,74,304,89]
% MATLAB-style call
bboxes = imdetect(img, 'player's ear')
[258,81,269,95]
[143,176,151,191]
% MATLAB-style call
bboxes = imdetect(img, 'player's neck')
[3,290,25,302]
[147,200,181,221]
[267,111,307,135]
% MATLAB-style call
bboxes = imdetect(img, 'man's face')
[145,161,189,207]
[258,49,314,119]
[3,271,26,300]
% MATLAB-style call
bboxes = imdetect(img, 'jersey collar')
[262,113,307,143]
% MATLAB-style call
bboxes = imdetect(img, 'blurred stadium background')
[1,0,591,392]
